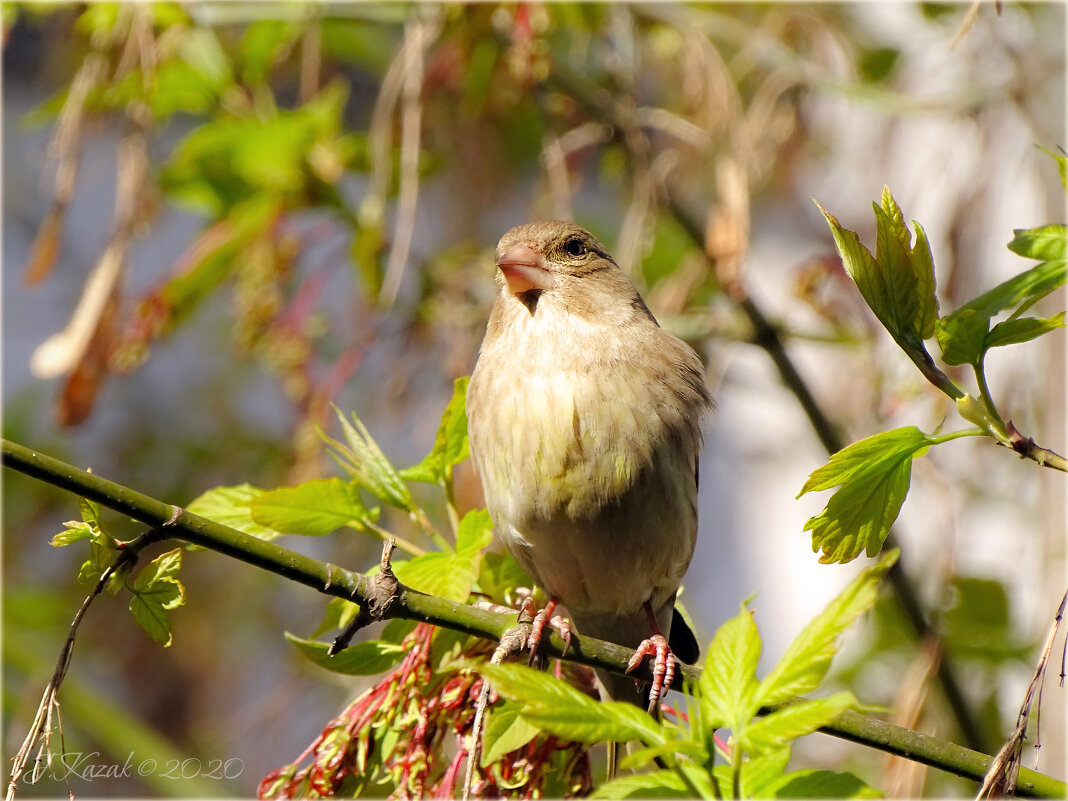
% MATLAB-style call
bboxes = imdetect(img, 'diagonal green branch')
[3,437,1065,798]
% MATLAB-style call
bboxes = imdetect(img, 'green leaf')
[249,477,375,537]
[239,20,297,84]
[480,701,541,766]
[1007,225,1066,262]
[187,483,282,541]
[591,770,692,799]
[985,313,1064,350]
[80,497,102,528]
[400,376,470,484]
[765,769,883,798]
[285,633,405,675]
[324,406,414,510]
[934,307,991,367]
[474,662,666,746]
[698,603,761,733]
[478,551,533,602]
[757,551,897,706]
[814,190,939,359]
[455,508,493,557]
[741,692,859,754]
[620,739,710,771]
[128,549,186,647]
[131,547,183,591]
[311,596,361,639]
[738,748,793,797]
[51,521,95,548]
[392,509,491,603]
[936,258,1066,366]
[799,428,931,563]
[53,499,112,547]
[178,27,233,91]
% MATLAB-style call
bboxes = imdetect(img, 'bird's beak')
[496,243,554,295]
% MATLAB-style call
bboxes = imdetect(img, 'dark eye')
[563,237,587,257]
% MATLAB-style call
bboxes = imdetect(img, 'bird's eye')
[563,237,587,257]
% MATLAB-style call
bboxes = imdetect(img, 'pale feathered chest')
[469,295,705,527]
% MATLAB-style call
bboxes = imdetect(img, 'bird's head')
[494,220,651,321]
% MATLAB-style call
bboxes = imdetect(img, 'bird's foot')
[519,597,572,665]
[625,633,676,715]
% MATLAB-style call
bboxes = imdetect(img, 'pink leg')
[519,597,572,664]
[624,602,676,714]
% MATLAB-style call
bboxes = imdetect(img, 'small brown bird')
[467,220,711,711]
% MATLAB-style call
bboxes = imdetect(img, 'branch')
[2,438,1065,798]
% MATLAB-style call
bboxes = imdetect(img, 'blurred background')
[3,2,1065,797]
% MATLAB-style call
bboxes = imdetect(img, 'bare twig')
[380,11,441,307]
[977,590,1068,798]
[5,530,160,801]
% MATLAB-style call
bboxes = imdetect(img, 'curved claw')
[625,633,675,714]
[520,597,571,664]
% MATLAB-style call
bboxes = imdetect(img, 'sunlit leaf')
[699,602,761,733]
[742,692,858,754]
[286,633,405,676]
[474,662,666,746]
[187,483,281,541]
[590,770,692,799]
[480,701,540,766]
[249,477,375,537]
[325,405,413,510]
[985,313,1064,350]
[764,768,883,798]
[798,428,931,563]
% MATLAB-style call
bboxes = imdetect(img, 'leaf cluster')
[805,163,1065,563]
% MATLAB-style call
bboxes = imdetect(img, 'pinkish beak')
[496,243,554,294]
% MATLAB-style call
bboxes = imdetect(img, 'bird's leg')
[625,601,676,715]
[519,596,572,665]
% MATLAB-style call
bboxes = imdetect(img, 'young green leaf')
[129,548,186,647]
[799,428,931,563]
[285,633,405,675]
[311,596,361,638]
[619,739,710,772]
[740,692,859,755]
[814,189,939,361]
[936,257,1066,366]
[698,602,761,733]
[391,510,490,602]
[249,477,376,537]
[1007,224,1066,262]
[51,521,95,548]
[757,550,897,706]
[763,769,882,798]
[187,483,282,541]
[734,748,792,797]
[455,508,493,557]
[985,313,1065,350]
[324,406,414,510]
[53,498,113,547]
[399,376,471,485]
[590,770,693,799]
[480,701,541,766]
[474,662,666,746]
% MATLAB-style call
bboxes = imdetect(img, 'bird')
[467,220,711,713]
